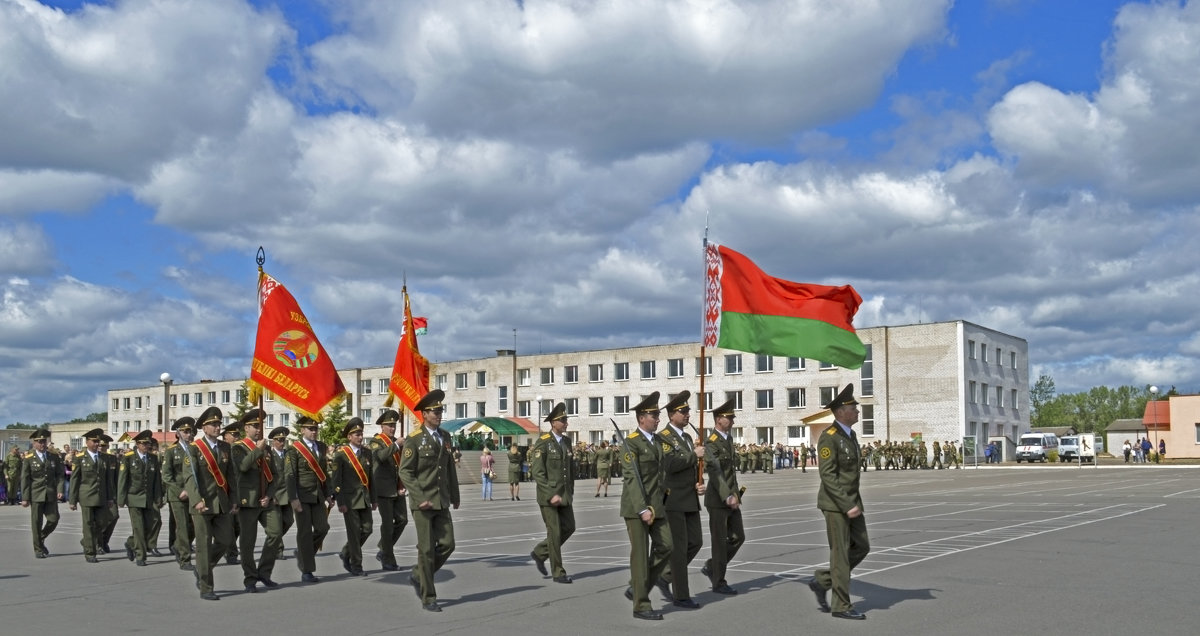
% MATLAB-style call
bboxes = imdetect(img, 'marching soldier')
[286,415,331,583]
[5,446,22,505]
[232,409,283,592]
[620,392,672,621]
[70,428,116,563]
[221,422,243,565]
[701,399,743,595]
[333,417,375,576]
[808,385,870,620]
[931,441,943,470]
[369,409,407,571]
[656,391,705,609]
[21,428,64,558]
[529,402,576,583]
[185,406,237,601]
[99,435,120,553]
[594,440,613,497]
[117,430,163,566]
[162,417,197,570]
[266,426,293,572]
[398,389,461,612]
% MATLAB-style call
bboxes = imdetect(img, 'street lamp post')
[536,394,543,435]
[161,372,173,435]
[1149,385,1159,462]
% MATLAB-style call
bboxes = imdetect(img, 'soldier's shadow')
[848,580,938,611]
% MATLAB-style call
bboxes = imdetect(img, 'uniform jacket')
[332,444,375,509]
[657,425,701,512]
[619,428,667,519]
[70,450,116,508]
[285,439,330,504]
[397,427,459,511]
[816,424,863,514]
[160,442,191,502]
[530,433,574,507]
[267,447,289,504]
[183,438,236,515]
[507,447,523,478]
[117,451,163,508]
[4,452,21,482]
[232,439,272,508]
[369,434,404,498]
[703,431,740,509]
[21,450,63,504]
[594,446,613,470]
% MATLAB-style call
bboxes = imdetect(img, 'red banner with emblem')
[385,286,430,415]
[248,269,347,420]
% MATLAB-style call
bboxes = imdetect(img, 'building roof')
[1142,401,1170,429]
[1107,418,1149,433]
[1032,426,1076,437]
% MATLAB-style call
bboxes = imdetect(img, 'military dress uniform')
[117,431,164,565]
[21,429,64,558]
[332,418,375,575]
[266,426,294,571]
[811,385,870,619]
[186,407,238,600]
[99,438,122,552]
[620,392,673,620]
[5,448,22,505]
[656,391,704,606]
[702,401,744,594]
[162,417,197,569]
[369,410,408,571]
[231,409,284,591]
[286,416,331,581]
[397,390,460,611]
[70,429,116,563]
[529,403,576,582]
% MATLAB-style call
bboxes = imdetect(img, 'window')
[588,363,604,382]
[861,404,875,436]
[455,373,468,390]
[565,399,579,416]
[725,354,742,374]
[455,403,468,418]
[361,409,372,422]
[279,413,289,427]
[996,347,1002,365]
[518,368,531,387]
[540,367,554,385]
[476,402,486,417]
[756,389,774,410]
[123,397,131,409]
[221,390,230,404]
[265,414,274,427]
[112,398,119,410]
[615,362,630,381]
[724,391,743,410]
[194,392,203,405]
[640,360,656,380]
[1011,351,1017,369]
[969,381,977,403]
[518,400,531,418]
[695,356,712,376]
[615,395,630,414]
[818,360,835,369]
[564,365,579,384]
[265,392,274,402]
[181,394,190,407]
[982,346,989,363]
[860,344,874,396]
[787,388,806,408]
[208,391,216,405]
[819,386,836,406]
[996,386,1004,407]
[170,395,177,407]
[701,392,712,410]
[667,358,684,378]
[361,380,373,394]
[379,379,389,394]
[787,357,805,371]
[756,355,773,372]
[236,389,247,403]
[539,399,553,419]
[981,383,990,405]
[435,374,447,390]
[589,397,604,415]
[1011,389,1018,411]
[498,385,509,412]
[476,371,486,388]
[135,397,142,409]
[788,425,804,438]
[968,340,977,359]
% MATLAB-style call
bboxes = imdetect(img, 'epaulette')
[25,451,35,458]
[628,431,640,439]
[124,450,136,457]
[709,433,718,443]
[407,429,423,438]
[539,433,551,440]
[824,426,838,435]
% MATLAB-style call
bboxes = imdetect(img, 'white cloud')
[0,224,55,276]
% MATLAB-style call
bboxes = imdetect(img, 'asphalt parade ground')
[2,461,1198,636]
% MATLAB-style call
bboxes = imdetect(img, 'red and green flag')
[703,243,867,369]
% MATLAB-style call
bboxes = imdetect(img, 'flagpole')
[697,215,710,484]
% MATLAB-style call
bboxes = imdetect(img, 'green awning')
[441,417,537,436]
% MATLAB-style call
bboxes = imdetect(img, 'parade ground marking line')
[773,502,1161,580]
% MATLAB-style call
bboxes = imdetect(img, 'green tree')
[230,381,254,421]
[5,423,36,429]
[1030,375,1056,428]
[290,398,350,448]
[68,412,108,423]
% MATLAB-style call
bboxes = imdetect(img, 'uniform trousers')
[704,506,744,586]
[168,500,194,564]
[411,507,455,603]
[532,503,575,578]
[79,504,112,558]
[375,496,407,566]
[624,516,672,612]
[238,505,283,585]
[340,506,374,568]
[123,505,156,560]
[662,509,703,599]
[29,500,60,554]
[191,510,234,595]
[814,510,870,613]
[294,501,330,574]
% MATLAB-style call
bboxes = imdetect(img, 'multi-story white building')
[106,320,1028,457]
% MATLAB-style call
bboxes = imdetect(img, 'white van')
[1015,432,1059,463]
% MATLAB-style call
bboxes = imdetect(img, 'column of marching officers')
[16,385,868,621]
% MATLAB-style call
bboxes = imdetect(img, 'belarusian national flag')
[703,243,867,369]
[248,270,348,418]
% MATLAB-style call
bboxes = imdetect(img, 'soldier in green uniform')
[620,392,673,621]
[162,417,197,570]
[286,415,331,583]
[333,417,375,576]
[21,428,64,558]
[221,422,243,566]
[507,443,523,500]
[266,426,293,577]
[70,428,116,563]
[808,385,869,620]
[656,391,705,609]
[98,435,121,553]
[529,402,576,583]
[369,409,407,571]
[398,390,461,612]
[232,409,282,592]
[185,406,237,601]
[5,446,22,505]
[593,440,613,497]
[947,441,961,468]
[118,430,163,566]
[701,399,743,595]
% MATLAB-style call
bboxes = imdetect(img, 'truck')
[1058,433,1096,463]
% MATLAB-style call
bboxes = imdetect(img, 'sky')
[3,0,1199,426]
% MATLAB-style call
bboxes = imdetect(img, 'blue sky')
[3,0,1200,425]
